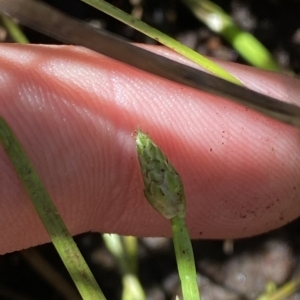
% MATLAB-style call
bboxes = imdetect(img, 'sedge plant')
[1,1,294,299]
[135,129,200,300]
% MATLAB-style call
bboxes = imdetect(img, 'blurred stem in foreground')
[135,129,200,300]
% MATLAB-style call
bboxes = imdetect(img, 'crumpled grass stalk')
[0,116,106,300]
[182,0,279,71]
[135,130,200,300]
[103,234,146,300]
[1,15,29,44]
[258,277,300,300]
[80,0,241,86]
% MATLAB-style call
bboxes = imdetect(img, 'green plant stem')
[182,0,279,71]
[103,234,146,300]
[135,130,200,300]
[1,15,29,44]
[171,216,200,300]
[0,116,106,300]
[80,0,242,85]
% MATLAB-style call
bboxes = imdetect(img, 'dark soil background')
[1,0,300,299]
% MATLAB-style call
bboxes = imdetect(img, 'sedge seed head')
[135,130,186,219]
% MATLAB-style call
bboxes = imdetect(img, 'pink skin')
[0,44,300,254]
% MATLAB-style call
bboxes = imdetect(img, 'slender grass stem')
[1,15,29,44]
[0,116,106,300]
[80,0,241,85]
[182,0,279,71]
[103,234,146,300]
[171,216,200,300]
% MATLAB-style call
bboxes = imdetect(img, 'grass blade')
[80,0,242,85]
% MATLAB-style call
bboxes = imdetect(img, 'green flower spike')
[135,129,201,300]
[135,129,186,219]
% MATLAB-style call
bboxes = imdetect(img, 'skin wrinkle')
[0,44,300,253]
